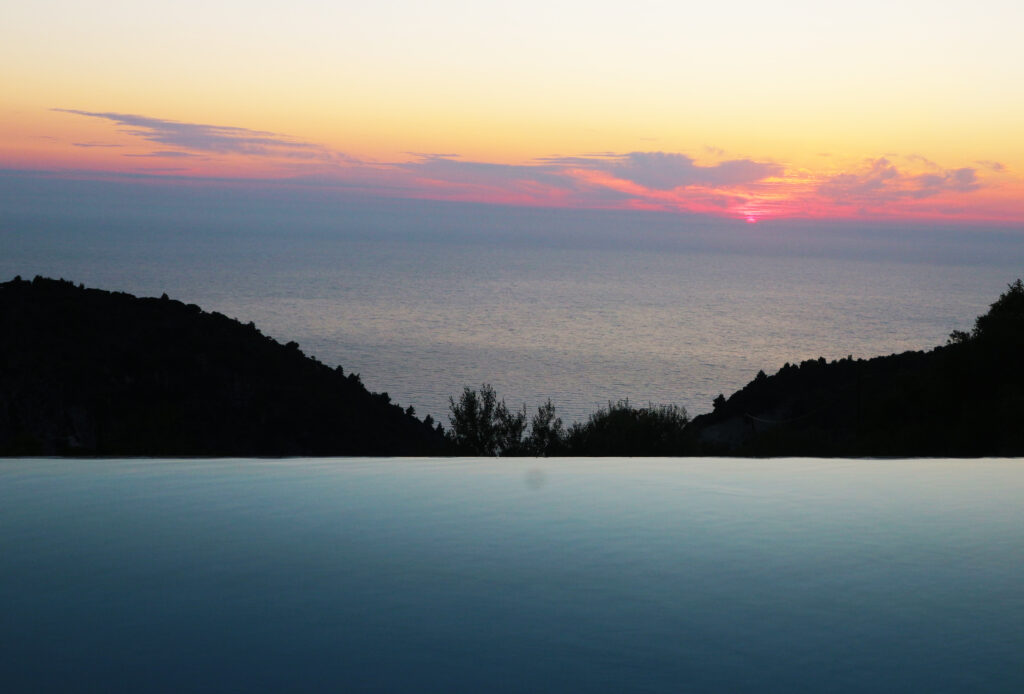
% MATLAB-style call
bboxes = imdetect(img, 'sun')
[745,215,758,224]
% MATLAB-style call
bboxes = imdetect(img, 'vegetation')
[446,384,528,456]
[5,275,1024,458]
[0,276,447,456]
[446,278,1024,457]
[565,401,690,456]
[684,279,1024,456]
[963,278,1024,346]
[447,387,689,456]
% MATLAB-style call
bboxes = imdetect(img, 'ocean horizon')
[3,176,1021,424]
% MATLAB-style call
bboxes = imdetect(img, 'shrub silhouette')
[447,384,528,456]
[972,279,1024,345]
[448,388,692,457]
[565,400,690,456]
[526,400,566,457]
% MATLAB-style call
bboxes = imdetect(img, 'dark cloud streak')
[124,150,200,158]
[55,109,357,163]
[610,152,782,190]
[537,151,781,189]
[72,142,123,148]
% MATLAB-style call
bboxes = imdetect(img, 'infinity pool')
[1,458,1021,693]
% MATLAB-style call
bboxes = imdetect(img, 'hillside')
[5,275,1023,458]
[685,280,1024,457]
[0,276,447,456]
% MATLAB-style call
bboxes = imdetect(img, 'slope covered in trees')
[0,277,447,456]
[684,280,1024,457]
[445,280,1024,457]
[5,275,1023,458]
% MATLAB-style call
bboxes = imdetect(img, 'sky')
[3,0,1023,224]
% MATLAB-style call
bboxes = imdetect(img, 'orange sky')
[3,1,1023,224]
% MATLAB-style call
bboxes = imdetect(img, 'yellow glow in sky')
[2,0,1023,222]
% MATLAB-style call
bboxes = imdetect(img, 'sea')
[2,171,1024,423]
[1,457,1022,693]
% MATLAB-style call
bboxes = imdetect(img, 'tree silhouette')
[447,384,527,456]
[973,279,1024,344]
[566,400,691,456]
[526,400,565,456]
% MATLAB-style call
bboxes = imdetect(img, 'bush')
[448,388,692,457]
[447,384,527,456]
[526,400,566,457]
[565,400,691,456]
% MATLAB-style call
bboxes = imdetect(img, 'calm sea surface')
[4,178,1024,422]
[1,457,1021,693]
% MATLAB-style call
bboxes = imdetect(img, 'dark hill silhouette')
[0,276,447,456]
[6,275,1022,458]
[685,280,1024,457]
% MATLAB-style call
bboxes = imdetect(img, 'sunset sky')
[3,0,1023,224]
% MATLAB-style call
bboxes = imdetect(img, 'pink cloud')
[44,108,1017,223]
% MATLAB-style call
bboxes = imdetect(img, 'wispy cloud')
[389,151,992,219]
[819,157,980,203]
[401,155,574,190]
[54,109,355,162]
[977,160,1006,172]
[124,150,201,158]
[389,152,784,211]
[46,107,1005,221]
[609,152,781,190]
[905,153,940,169]
[536,151,781,190]
[72,142,123,148]
[387,155,595,207]
[912,168,979,196]
[133,167,190,173]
